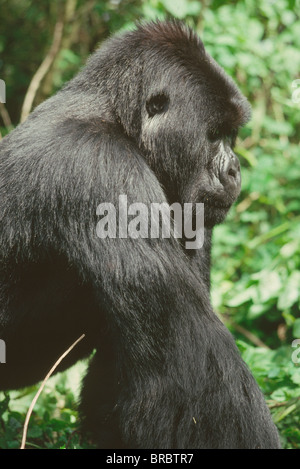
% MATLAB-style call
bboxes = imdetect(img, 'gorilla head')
[81,21,250,228]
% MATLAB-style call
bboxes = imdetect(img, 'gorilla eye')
[208,128,238,147]
[208,129,222,142]
[146,93,169,117]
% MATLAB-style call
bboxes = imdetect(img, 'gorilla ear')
[146,93,169,117]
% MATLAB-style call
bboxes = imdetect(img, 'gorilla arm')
[72,122,280,449]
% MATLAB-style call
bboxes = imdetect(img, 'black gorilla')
[0,21,280,449]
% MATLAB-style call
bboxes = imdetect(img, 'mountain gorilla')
[0,21,280,449]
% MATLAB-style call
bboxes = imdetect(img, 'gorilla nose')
[220,154,241,190]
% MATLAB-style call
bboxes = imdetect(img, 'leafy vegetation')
[0,0,299,449]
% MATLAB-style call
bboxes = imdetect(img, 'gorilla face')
[140,48,249,229]
[141,77,247,228]
[192,137,242,228]
[103,22,251,228]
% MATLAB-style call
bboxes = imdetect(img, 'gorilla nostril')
[220,155,241,188]
[228,168,237,178]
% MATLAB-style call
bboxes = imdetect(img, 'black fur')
[0,21,280,449]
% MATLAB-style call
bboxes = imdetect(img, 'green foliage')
[0,0,299,450]
[0,363,93,449]
[237,341,300,449]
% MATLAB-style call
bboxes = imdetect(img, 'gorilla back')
[0,21,281,449]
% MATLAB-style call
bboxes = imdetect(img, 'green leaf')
[271,388,290,402]
[226,286,256,307]
[28,426,43,438]
[161,0,201,19]
[290,368,300,385]
[280,240,300,258]
[258,270,282,302]
[278,271,300,310]
[268,367,281,379]
[293,319,300,338]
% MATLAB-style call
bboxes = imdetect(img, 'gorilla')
[0,21,280,449]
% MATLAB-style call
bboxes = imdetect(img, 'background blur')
[0,0,299,449]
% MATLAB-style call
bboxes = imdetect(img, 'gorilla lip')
[204,200,233,210]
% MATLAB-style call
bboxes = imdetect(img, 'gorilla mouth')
[194,183,239,211]
[203,201,233,228]
[200,193,236,211]
[204,200,232,210]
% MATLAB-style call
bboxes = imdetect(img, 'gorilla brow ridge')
[134,20,251,129]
